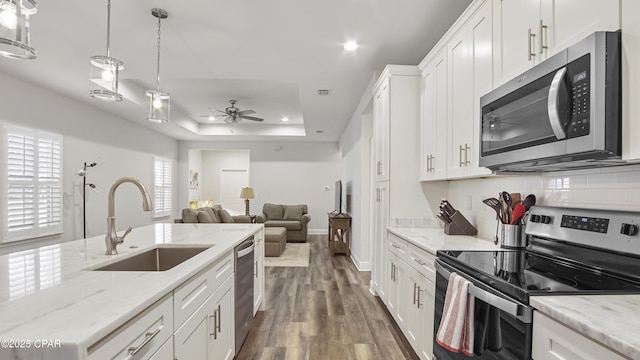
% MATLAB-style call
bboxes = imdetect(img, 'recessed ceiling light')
[343,41,358,51]
[282,117,289,122]
[208,115,215,121]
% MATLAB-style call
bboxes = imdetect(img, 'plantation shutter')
[154,157,172,217]
[5,125,63,242]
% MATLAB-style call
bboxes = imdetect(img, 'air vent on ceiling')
[317,89,331,96]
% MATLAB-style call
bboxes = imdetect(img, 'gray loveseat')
[179,205,252,223]
[255,203,310,242]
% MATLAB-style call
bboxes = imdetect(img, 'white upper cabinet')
[446,0,493,179]
[494,0,620,87]
[420,48,448,181]
[373,78,390,182]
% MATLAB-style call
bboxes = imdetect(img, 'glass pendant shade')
[89,55,124,101]
[146,89,170,123]
[90,0,124,102]
[147,8,170,123]
[0,0,37,60]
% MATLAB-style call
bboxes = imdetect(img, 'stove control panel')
[561,215,609,233]
[527,206,640,256]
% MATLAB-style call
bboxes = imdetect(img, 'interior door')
[220,169,248,213]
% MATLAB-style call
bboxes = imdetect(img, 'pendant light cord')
[156,14,162,90]
[106,0,111,57]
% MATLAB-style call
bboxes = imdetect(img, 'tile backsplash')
[446,164,640,241]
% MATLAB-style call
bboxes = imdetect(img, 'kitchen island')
[0,223,264,359]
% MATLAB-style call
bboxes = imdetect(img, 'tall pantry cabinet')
[371,65,422,306]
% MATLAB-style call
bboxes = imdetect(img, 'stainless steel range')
[434,206,640,360]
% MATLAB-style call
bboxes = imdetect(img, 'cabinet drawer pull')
[391,243,401,249]
[128,326,162,357]
[414,258,427,266]
[528,28,536,61]
[539,20,548,54]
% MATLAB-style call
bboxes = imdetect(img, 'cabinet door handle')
[390,263,394,281]
[426,155,431,173]
[376,188,381,202]
[216,305,221,334]
[459,145,464,167]
[255,260,258,278]
[417,286,423,309]
[539,20,548,54]
[465,143,471,165]
[377,161,382,175]
[413,282,417,305]
[209,313,218,339]
[528,28,536,61]
[128,326,162,357]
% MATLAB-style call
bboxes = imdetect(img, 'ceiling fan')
[201,100,264,123]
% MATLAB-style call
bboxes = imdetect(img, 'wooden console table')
[327,212,352,256]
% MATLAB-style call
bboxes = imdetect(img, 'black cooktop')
[437,242,640,304]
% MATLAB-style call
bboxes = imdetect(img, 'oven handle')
[547,66,568,140]
[435,259,533,323]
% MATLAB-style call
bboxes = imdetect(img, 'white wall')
[446,165,640,241]
[188,150,203,201]
[178,141,340,232]
[0,70,178,254]
[199,150,250,204]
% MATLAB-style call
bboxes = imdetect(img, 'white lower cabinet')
[385,231,437,360]
[175,273,234,360]
[88,294,174,360]
[149,338,173,360]
[254,231,264,315]
[532,311,626,360]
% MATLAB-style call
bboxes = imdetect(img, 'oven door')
[433,259,533,360]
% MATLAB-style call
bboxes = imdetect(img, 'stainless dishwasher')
[234,235,255,355]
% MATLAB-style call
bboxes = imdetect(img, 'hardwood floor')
[236,234,419,360]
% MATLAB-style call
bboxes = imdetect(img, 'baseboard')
[308,228,328,235]
[350,251,371,271]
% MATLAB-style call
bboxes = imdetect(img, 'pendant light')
[89,0,124,101]
[0,0,37,60]
[146,8,169,123]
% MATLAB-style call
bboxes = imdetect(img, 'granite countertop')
[388,227,639,359]
[0,223,262,359]
[531,295,640,359]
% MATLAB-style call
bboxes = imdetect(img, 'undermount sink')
[92,246,213,271]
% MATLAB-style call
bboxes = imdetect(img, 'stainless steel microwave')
[479,31,622,172]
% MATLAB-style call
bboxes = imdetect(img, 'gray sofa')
[179,205,252,223]
[255,203,310,242]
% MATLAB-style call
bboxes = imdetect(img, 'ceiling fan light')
[0,0,37,60]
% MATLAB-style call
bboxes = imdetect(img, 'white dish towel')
[436,272,475,356]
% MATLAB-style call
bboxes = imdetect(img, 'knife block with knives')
[437,200,478,236]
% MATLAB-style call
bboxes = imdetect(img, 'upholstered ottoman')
[264,227,287,257]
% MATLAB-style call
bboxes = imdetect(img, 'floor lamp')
[77,161,98,238]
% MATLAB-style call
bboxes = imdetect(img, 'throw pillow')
[264,203,284,220]
[196,210,214,223]
[218,209,235,223]
[182,208,199,223]
[283,205,305,220]
[199,207,220,223]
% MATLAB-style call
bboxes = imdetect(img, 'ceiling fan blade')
[238,109,256,116]
[212,108,228,114]
[240,115,264,122]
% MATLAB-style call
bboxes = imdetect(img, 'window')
[4,125,63,242]
[153,157,172,217]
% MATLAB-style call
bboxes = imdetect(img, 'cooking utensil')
[483,198,502,245]
[442,200,456,215]
[510,193,521,209]
[522,194,536,210]
[510,203,527,225]
[437,212,452,224]
[500,192,512,224]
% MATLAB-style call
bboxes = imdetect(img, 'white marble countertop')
[531,295,640,359]
[387,227,501,255]
[0,223,262,359]
[390,227,640,358]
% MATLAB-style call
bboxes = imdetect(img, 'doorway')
[220,169,249,213]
